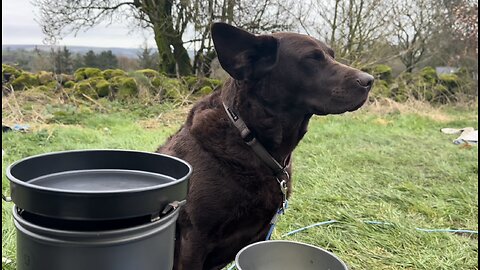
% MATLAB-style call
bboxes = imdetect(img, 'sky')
[2,0,157,48]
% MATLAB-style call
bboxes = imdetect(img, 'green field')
[2,94,478,270]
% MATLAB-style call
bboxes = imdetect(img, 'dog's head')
[211,23,373,115]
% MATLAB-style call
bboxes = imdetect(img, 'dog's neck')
[221,78,312,163]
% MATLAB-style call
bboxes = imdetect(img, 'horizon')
[2,0,158,49]
[2,44,155,50]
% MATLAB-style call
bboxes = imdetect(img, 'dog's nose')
[356,73,374,89]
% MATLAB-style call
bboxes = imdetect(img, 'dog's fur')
[157,23,373,270]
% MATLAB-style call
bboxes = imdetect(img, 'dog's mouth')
[347,96,368,112]
[313,93,368,115]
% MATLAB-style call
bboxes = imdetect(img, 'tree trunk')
[172,38,192,76]
[146,0,192,76]
[153,26,176,75]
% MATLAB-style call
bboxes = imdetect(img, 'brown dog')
[158,22,373,270]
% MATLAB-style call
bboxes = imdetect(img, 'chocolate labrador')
[158,22,373,270]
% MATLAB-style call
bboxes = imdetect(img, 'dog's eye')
[305,50,325,61]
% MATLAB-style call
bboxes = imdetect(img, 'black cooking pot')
[7,149,192,220]
[6,149,192,270]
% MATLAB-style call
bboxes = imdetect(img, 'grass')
[2,93,478,270]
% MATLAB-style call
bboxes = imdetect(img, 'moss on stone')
[74,68,87,81]
[38,71,55,85]
[2,64,22,79]
[95,79,111,97]
[198,86,213,96]
[182,76,222,95]
[161,77,188,101]
[74,81,97,97]
[134,69,159,78]
[64,81,76,88]
[45,81,59,90]
[84,68,102,78]
[151,77,162,87]
[36,85,50,92]
[183,76,199,88]
[102,69,127,80]
[11,72,39,90]
[56,73,75,84]
[110,76,138,100]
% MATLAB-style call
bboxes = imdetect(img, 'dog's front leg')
[173,227,209,270]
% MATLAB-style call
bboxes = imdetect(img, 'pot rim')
[6,149,192,194]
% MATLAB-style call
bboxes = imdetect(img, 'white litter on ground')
[441,127,478,145]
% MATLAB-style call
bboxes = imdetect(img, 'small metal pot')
[235,240,348,270]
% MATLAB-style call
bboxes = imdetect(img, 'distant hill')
[2,44,148,58]
[2,44,195,59]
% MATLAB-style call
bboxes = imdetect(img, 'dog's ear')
[211,22,279,81]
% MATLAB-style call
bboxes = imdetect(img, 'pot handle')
[2,149,11,202]
[2,194,12,202]
[151,200,186,222]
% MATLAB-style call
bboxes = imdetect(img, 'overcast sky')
[2,0,157,48]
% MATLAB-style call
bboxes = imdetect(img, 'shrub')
[389,83,408,102]
[370,80,391,100]
[420,67,437,84]
[432,84,451,103]
[438,74,460,90]
[372,64,393,81]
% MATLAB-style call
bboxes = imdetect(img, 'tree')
[137,44,159,69]
[187,0,299,75]
[390,0,439,72]
[34,0,192,76]
[83,50,98,68]
[117,56,140,71]
[33,0,301,76]
[98,50,119,69]
[72,53,85,71]
[51,46,73,74]
[30,47,53,72]
[308,0,395,67]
